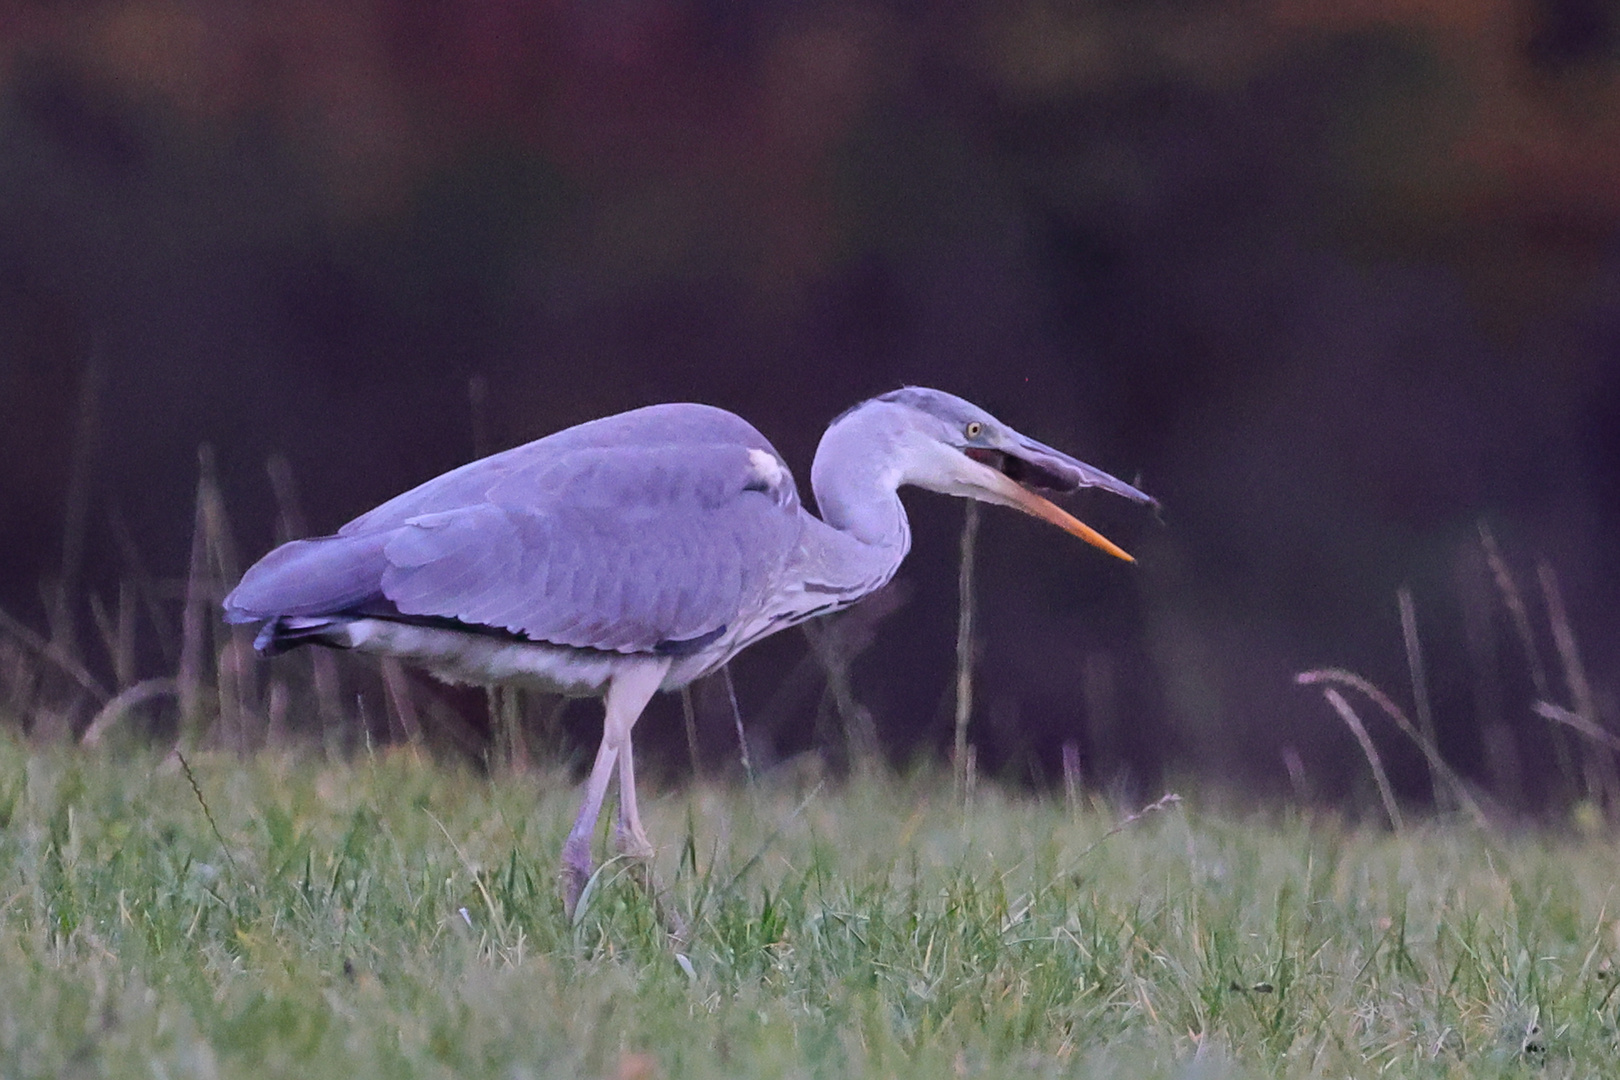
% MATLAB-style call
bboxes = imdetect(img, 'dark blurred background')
[2,0,1617,810]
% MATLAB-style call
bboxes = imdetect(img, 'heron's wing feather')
[375,440,799,652]
[222,533,391,623]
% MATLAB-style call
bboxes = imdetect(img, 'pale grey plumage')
[224,387,1155,911]
[226,404,801,662]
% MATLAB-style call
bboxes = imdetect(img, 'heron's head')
[868,387,1157,562]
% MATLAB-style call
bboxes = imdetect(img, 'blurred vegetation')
[0,1,1617,801]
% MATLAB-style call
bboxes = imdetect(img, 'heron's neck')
[810,402,911,552]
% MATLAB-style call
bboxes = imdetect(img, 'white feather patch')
[746,448,785,490]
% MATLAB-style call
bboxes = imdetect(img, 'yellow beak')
[970,462,1136,563]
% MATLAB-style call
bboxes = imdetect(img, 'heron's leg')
[561,735,619,912]
[610,663,688,944]
[561,659,667,915]
[615,729,654,860]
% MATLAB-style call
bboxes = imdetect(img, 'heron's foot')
[561,836,595,918]
[614,822,656,864]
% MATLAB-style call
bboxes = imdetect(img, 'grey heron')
[223,387,1155,909]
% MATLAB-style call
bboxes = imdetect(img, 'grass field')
[3,737,1619,1079]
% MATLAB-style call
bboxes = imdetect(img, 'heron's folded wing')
[339,403,779,535]
[223,533,391,622]
[375,441,800,653]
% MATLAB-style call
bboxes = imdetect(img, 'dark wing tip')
[653,624,728,656]
[250,615,357,655]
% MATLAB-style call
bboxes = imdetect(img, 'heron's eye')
[964,421,983,439]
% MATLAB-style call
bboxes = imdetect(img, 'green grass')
[2,737,1619,1079]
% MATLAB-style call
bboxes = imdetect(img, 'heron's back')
[225,403,806,672]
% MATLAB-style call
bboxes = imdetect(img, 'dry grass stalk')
[309,650,344,746]
[0,603,109,705]
[379,658,425,754]
[86,581,137,690]
[1479,524,1550,699]
[720,666,754,787]
[178,448,219,742]
[1281,745,1311,803]
[1457,542,1520,808]
[802,619,878,774]
[115,580,137,689]
[199,455,241,591]
[388,681,471,762]
[1068,791,1183,865]
[1318,687,1404,831]
[482,687,502,769]
[1397,586,1444,810]
[182,445,255,747]
[266,454,307,543]
[216,639,250,753]
[109,508,177,667]
[482,687,564,775]
[266,454,348,744]
[174,750,241,877]
[533,694,567,760]
[51,350,103,666]
[1297,667,1489,829]
[266,679,289,746]
[1533,701,1620,754]
[1062,740,1082,813]
[776,581,907,771]
[503,686,528,772]
[953,500,981,798]
[0,640,37,729]
[1479,524,1577,791]
[87,593,117,684]
[1537,560,1618,807]
[680,685,701,778]
[80,678,178,747]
